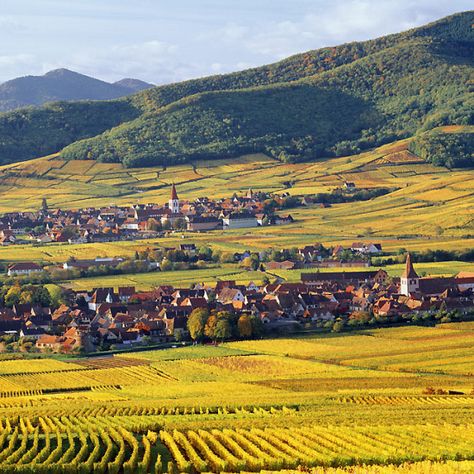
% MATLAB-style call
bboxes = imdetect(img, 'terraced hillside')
[0,126,472,246]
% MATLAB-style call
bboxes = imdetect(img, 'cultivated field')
[0,323,473,472]
[0,126,472,250]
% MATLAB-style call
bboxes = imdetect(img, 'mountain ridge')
[0,11,472,167]
[0,68,154,112]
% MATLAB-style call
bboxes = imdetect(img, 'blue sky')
[0,0,471,84]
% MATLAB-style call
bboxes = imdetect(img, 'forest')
[0,12,472,168]
[409,129,473,168]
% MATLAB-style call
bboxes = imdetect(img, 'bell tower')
[400,253,419,296]
[169,183,180,214]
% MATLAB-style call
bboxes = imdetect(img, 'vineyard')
[0,323,473,472]
[0,418,473,473]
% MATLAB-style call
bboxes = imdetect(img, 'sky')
[0,0,471,85]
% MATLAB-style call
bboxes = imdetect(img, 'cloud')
[0,16,27,32]
[0,54,38,82]
[0,1,470,84]
[209,0,472,60]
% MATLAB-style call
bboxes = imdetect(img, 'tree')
[187,308,209,342]
[237,314,253,338]
[61,226,78,240]
[220,252,235,263]
[147,218,162,231]
[4,284,21,307]
[198,246,213,261]
[172,218,186,230]
[250,315,264,337]
[249,254,260,271]
[332,319,345,333]
[19,286,52,307]
[214,318,232,342]
[204,315,218,341]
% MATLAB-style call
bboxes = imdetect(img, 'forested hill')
[0,11,472,168]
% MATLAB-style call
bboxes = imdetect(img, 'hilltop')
[0,68,153,112]
[0,11,472,167]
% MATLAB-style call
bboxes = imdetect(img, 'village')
[0,254,472,353]
[0,184,297,246]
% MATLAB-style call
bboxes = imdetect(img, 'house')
[301,270,388,288]
[186,216,221,231]
[455,272,474,292]
[0,230,16,245]
[350,242,382,254]
[265,260,296,271]
[7,262,43,276]
[179,243,197,255]
[299,245,322,262]
[36,328,84,352]
[20,327,46,339]
[63,257,124,270]
[271,215,294,225]
[217,288,245,304]
[400,254,458,297]
[118,287,136,302]
[222,212,258,229]
[88,288,119,311]
[343,181,356,190]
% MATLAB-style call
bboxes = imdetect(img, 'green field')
[0,323,473,472]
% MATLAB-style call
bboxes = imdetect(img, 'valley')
[0,8,472,473]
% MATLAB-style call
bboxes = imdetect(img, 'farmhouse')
[7,262,43,276]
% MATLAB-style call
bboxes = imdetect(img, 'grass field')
[0,323,473,472]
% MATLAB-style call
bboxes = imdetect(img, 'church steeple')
[169,183,180,214]
[400,253,419,296]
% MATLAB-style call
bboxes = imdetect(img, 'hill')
[0,11,472,167]
[0,68,153,112]
[0,126,472,253]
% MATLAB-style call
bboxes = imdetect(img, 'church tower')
[169,183,180,214]
[400,253,419,296]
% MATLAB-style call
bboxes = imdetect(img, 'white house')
[7,262,43,276]
[222,213,258,229]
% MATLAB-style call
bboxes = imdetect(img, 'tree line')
[187,308,263,342]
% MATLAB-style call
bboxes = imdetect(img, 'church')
[400,254,459,297]
[161,184,184,226]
